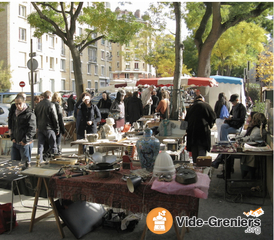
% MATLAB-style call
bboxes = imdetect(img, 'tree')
[211,21,267,76]
[256,50,273,87]
[27,2,143,97]
[0,61,12,91]
[183,2,273,77]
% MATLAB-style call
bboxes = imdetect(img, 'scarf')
[15,103,27,116]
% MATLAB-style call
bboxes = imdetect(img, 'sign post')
[19,81,25,92]
[27,39,38,110]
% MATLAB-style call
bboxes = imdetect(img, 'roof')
[210,75,243,85]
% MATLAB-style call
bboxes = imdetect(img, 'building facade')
[0,2,154,94]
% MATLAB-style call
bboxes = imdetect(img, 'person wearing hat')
[220,93,246,141]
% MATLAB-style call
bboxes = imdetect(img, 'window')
[125,42,130,48]
[117,73,120,79]
[88,47,97,62]
[49,36,54,48]
[60,59,65,71]
[126,62,130,70]
[134,73,139,79]
[19,28,26,41]
[126,52,130,60]
[101,66,105,76]
[61,41,65,55]
[37,38,42,51]
[19,52,26,67]
[135,54,139,60]
[50,79,55,93]
[134,63,139,70]
[125,73,129,79]
[19,5,26,18]
[50,57,54,69]
[72,80,75,92]
[101,51,105,60]
[61,79,65,90]
[87,81,91,88]
[87,63,91,74]
[39,55,43,69]
[78,27,82,36]
[71,61,74,72]
[117,51,119,57]
[101,39,105,45]
[95,65,98,75]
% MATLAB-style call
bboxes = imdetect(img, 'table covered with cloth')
[48,169,200,217]
[151,172,210,199]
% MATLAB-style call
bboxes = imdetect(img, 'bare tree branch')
[70,2,83,37]
[194,2,212,53]
[60,2,69,39]
[31,2,67,43]
[79,35,105,52]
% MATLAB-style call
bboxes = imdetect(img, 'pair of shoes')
[211,154,223,169]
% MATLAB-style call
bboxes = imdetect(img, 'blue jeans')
[37,129,58,160]
[11,142,33,163]
[220,123,241,141]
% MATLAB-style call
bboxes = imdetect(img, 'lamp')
[153,152,175,177]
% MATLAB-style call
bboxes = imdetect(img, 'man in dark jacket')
[185,95,216,163]
[35,91,59,163]
[220,94,246,141]
[11,95,36,168]
[126,91,143,125]
[67,94,76,116]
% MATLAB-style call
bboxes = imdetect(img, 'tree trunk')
[69,44,84,98]
[170,2,182,120]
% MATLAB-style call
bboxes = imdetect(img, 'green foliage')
[252,100,265,113]
[211,21,267,75]
[183,36,198,75]
[0,61,12,91]
[248,83,261,102]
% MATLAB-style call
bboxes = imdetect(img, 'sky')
[110,1,189,39]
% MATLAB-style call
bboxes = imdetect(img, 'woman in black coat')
[185,95,216,163]
[126,91,143,125]
[97,92,112,120]
[214,92,230,142]
[77,94,101,139]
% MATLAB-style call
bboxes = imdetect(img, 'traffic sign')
[27,59,38,71]
[19,81,25,87]
[29,52,36,57]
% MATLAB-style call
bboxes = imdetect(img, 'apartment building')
[0,2,153,94]
[111,8,156,82]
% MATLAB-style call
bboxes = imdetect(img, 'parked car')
[0,92,42,108]
[0,105,9,125]
[91,92,117,105]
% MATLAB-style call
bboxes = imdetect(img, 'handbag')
[220,105,229,119]
[108,111,120,120]
[180,120,188,130]
[0,203,17,233]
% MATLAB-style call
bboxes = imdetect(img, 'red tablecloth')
[0,126,8,135]
[49,169,199,217]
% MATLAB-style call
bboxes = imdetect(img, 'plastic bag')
[0,203,17,234]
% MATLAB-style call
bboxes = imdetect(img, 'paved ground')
[0,137,273,240]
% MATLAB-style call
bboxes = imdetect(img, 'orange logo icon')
[146,207,173,234]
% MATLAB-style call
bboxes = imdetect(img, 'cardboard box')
[196,156,212,167]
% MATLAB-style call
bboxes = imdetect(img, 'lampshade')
[153,152,175,177]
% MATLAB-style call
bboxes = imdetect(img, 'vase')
[136,128,160,172]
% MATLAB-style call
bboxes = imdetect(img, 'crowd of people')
[9,87,267,181]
